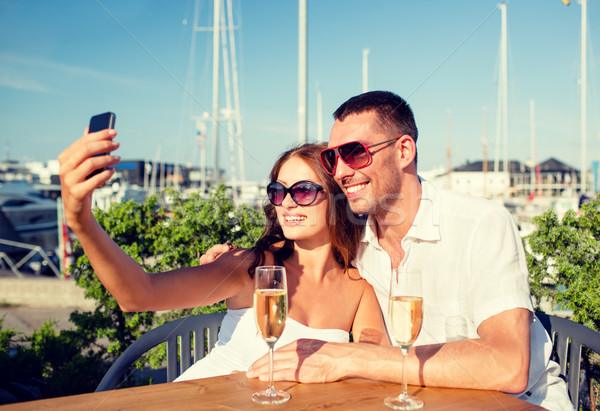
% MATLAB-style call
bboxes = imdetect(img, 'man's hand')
[247,339,352,383]
[199,243,236,264]
[247,309,532,393]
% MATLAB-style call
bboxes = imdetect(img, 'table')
[2,372,545,410]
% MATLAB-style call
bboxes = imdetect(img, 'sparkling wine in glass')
[385,268,424,410]
[252,266,291,404]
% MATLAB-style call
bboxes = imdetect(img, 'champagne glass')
[252,266,291,404]
[385,268,424,410]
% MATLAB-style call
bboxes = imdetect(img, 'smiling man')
[247,91,572,411]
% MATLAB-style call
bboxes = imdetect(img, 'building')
[429,158,582,200]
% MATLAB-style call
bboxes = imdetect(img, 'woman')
[58,127,388,379]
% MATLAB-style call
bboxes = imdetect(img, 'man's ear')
[397,135,416,169]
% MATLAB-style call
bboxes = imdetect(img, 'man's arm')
[199,243,236,264]
[248,307,530,394]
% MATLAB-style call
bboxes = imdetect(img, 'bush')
[524,194,600,410]
[0,319,106,403]
[525,196,600,332]
[0,185,263,402]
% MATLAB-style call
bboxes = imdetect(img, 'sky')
[0,0,599,184]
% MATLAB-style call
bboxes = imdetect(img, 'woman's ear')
[397,135,416,169]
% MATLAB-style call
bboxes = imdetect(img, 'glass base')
[252,389,291,404]
[384,393,424,410]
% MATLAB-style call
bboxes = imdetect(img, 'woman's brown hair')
[248,143,364,277]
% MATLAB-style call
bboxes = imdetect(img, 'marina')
[1,0,598,277]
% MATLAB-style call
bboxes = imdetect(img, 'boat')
[0,181,58,249]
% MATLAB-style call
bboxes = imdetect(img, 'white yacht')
[0,181,58,249]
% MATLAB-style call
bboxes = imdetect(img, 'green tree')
[70,185,262,352]
[70,185,263,376]
[0,319,106,402]
[525,197,600,332]
[1,185,264,402]
[524,194,600,410]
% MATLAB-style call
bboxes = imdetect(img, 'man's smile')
[344,182,368,197]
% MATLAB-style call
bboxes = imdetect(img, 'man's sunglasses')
[320,136,401,175]
[267,180,324,206]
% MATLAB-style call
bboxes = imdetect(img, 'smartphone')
[86,112,116,179]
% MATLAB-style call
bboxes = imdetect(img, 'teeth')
[346,183,366,194]
[285,215,307,222]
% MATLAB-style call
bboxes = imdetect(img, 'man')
[209,91,572,410]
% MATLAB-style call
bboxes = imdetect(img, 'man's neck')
[374,177,422,268]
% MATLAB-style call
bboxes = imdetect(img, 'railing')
[0,238,61,278]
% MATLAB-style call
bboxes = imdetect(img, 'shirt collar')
[361,177,441,246]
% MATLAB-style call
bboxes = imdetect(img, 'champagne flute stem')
[267,344,275,395]
[401,346,408,399]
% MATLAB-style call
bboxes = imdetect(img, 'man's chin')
[348,197,376,215]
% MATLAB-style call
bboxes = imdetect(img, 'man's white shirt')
[355,178,573,411]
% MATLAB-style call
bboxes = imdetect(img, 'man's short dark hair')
[333,90,418,145]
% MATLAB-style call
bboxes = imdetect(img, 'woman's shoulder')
[347,266,375,295]
[347,266,364,282]
[262,241,287,265]
[260,248,277,266]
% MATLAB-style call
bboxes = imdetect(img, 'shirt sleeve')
[467,206,533,329]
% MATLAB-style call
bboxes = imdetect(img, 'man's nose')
[334,157,354,182]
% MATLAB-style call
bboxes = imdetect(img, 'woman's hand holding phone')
[86,112,116,179]
[58,112,120,233]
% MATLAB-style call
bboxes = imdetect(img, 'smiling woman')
[252,143,364,272]
[169,142,391,380]
[58,132,389,382]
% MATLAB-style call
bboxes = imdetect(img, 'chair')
[535,312,600,409]
[96,312,226,392]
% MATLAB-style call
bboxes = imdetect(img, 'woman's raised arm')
[59,128,252,312]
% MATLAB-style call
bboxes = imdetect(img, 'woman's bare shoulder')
[347,266,365,282]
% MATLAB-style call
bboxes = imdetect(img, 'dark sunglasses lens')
[267,182,285,205]
[339,142,369,168]
[291,182,318,205]
[320,150,336,173]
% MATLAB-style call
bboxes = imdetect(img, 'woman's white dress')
[175,308,349,381]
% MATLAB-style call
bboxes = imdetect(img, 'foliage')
[0,319,106,403]
[525,196,600,333]
[70,184,263,380]
[524,194,600,410]
[1,185,263,402]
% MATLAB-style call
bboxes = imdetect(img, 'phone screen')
[86,112,116,179]
[89,112,116,133]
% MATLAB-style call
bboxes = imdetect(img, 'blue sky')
[0,0,599,183]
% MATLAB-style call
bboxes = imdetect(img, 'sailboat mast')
[317,83,323,143]
[494,2,508,175]
[500,2,508,176]
[221,6,238,203]
[580,0,587,193]
[211,0,221,187]
[362,48,370,93]
[226,0,245,183]
[446,109,452,190]
[482,107,488,197]
[298,0,307,144]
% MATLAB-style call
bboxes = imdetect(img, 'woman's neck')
[287,240,338,281]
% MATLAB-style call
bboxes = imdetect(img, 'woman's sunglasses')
[319,136,401,175]
[267,180,324,206]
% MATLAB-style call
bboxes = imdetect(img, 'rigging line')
[407,4,501,99]
[93,0,259,164]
